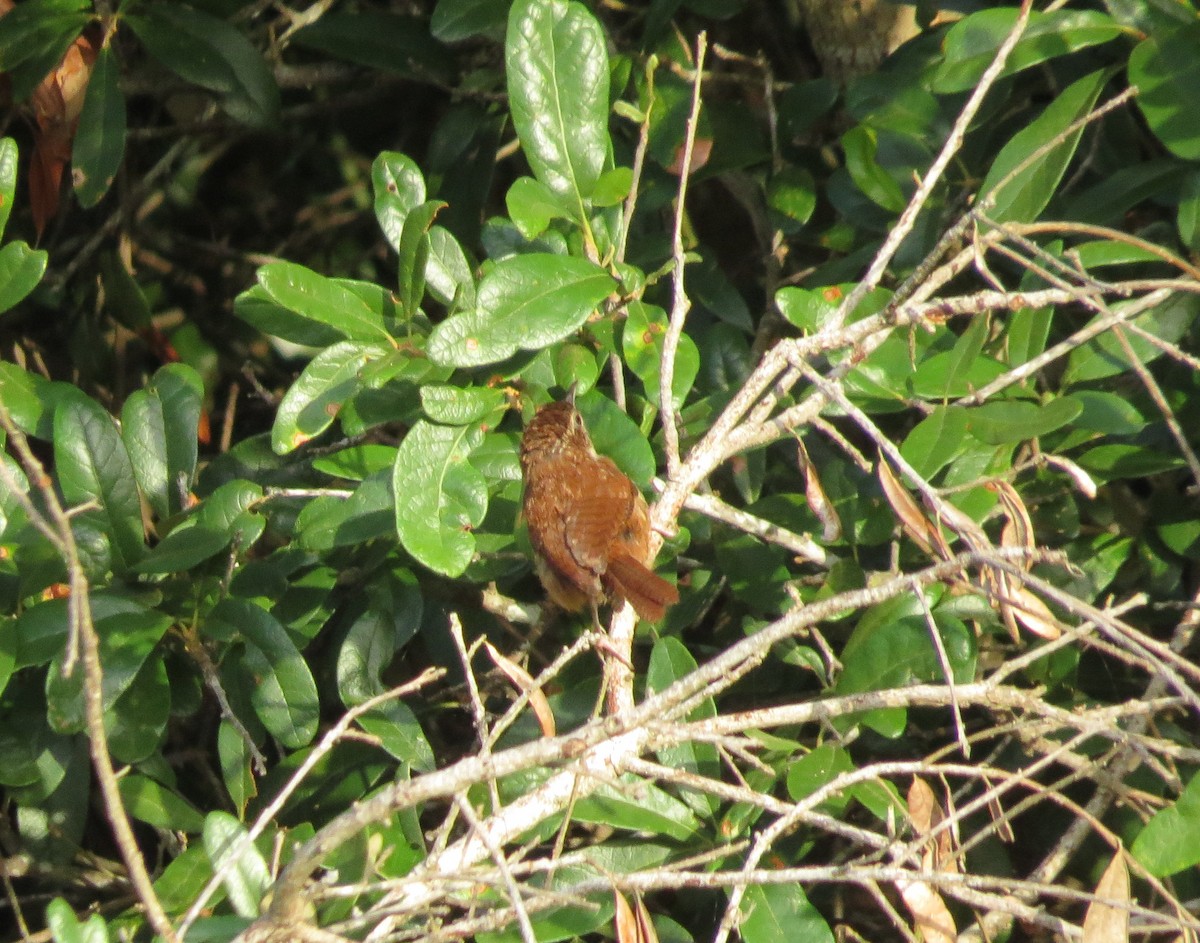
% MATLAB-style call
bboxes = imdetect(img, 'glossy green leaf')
[1132,771,1200,876]
[393,421,486,576]
[1131,24,1200,160]
[506,0,608,203]
[214,599,319,749]
[121,363,203,519]
[842,125,905,212]
[372,152,426,252]
[272,341,390,454]
[834,603,976,738]
[136,479,264,574]
[234,284,343,348]
[0,137,18,239]
[257,262,394,344]
[964,397,1082,446]
[16,593,142,670]
[202,811,271,919]
[219,721,257,818]
[118,774,206,833]
[398,200,446,319]
[427,254,614,367]
[506,176,575,236]
[128,6,280,127]
[767,165,817,229]
[420,384,508,426]
[358,702,435,771]
[0,617,16,701]
[54,391,144,576]
[901,406,970,479]
[312,444,398,481]
[105,655,170,763]
[426,225,476,310]
[46,604,171,732]
[1065,391,1144,436]
[739,883,834,943]
[575,393,656,488]
[432,0,508,42]
[0,240,48,315]
[46,897,109,943]
[295,471,394,551]
[786,743,856,817]
[932,8,1121,94]
[622,301,700,412]
[1006,303,1053,366]
[1063,292,1199,385]
[99,253,153,330]
[978,68,1112,224]
[1076,444,1185,482]
[592,166,632,207]
[574,773,700,840]
[73,43,125,207]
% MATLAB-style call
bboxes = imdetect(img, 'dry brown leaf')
[1081,852,1129,943]
[613,890,658,943]
[797,438,842,542]
[484,641,555,737]
[878,459,940,557]
[1009,584,1063,640]
[991,480,1035,555]
[898,880,956,943]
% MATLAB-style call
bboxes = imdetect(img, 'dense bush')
[2,1,1200,941]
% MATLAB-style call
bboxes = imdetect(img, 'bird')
[519,395,679,623]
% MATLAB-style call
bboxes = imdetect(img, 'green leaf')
[1063,292,1199,385]
[901,406,969,479]
[1131,24,1200,161]
[767,165,817,229]
[118,774,207,833]
[136,479,264,574]
[506,176,574,237]
[257,262,395,344]
[54,391,144,576]
[932,8,1121,94]
[0,240,48,315]
[506,0,609,203]
[787,743,856,816]
[646,637,719,816]
[73,43,126,207]
[46,604,171,732]
[295,471,394,552]
[426,225,476,310]
[213,599,319,749]
[978,68,1112,224]
[293,11,455,84]
[0,137,18,239]
[573,773,700,840]
[219,721,257,818]
[393,421,486,576]
[1176,170,1200,250]
[575,393,656,488]
[842,125,905,213]
[121,364,203,519]
[739,883,834,943]
[312,443,398,481]
[128,6,280,127]
[372,152,426,252]
[427,254,614,367]
[621,301,700,411]
[834,602,976,738]
[1132,771,1200,876]
[432,0,508,42]
[202,811,270,919]
[46,897,109,943]
[398,200,446,319]
[271,341,391,454]
[105,655,170,764]
[420,385,509,425]
[358,702,435,771]
[964,397,1082,446]
[99,253,152,330]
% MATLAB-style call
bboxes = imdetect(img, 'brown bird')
[519,396,679,623]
